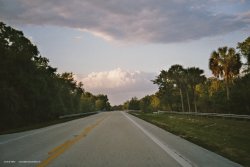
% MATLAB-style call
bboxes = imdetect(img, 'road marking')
[122,112,195,167]
[37,117,106,167]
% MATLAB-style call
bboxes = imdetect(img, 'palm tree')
[153,70,176,111]
[168,65,186,112]
[209,47,242,100]
[185,67,206,112]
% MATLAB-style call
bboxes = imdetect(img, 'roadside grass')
[0,113,97,135]
[130,112,250,166]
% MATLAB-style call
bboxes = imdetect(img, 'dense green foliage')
[0,22,110,131]
[209,47,241,100]
[124,37,250,114]
[123,95,160,112]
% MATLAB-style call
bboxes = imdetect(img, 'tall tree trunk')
[180,88,185,112]
[226,85,230,101]
[186,90,191,112]
[226,79,230,101]
[194,95,197,113]
[193,88,198,113]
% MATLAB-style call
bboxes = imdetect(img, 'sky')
[0,0,249,105]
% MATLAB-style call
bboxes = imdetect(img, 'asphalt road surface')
[0,111,242,167]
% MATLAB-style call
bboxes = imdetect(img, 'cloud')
[0,0,249,43]
[75,68,158,105]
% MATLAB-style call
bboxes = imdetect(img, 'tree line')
[122,37,250,114]
[0,22,111,131]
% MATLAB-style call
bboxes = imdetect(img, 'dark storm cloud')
[0,0,249,43]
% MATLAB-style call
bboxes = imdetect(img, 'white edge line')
[0,131,43,145]
[0,123,68,145]
[0,118,82,145]
[122,111,194,167]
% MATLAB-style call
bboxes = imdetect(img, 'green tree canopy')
[0,22,111,132]
[128,97,140,110]
[209,47,242,100]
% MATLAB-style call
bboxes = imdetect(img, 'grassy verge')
[0,112,97,135]
[130,112,250,166]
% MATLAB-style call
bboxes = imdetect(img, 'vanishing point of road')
[0,111,242,167]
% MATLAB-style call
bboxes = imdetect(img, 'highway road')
[0,111,242,167]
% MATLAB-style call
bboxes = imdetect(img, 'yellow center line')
[37,116,107,167]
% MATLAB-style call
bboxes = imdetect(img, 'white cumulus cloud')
[76,68,158,105]
[82,68,136,89]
